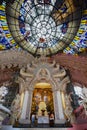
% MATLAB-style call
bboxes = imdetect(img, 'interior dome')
[0,0,86,56]
[5,0,83,56]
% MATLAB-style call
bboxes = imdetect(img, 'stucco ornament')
[20,67,33,78]
[11,94,21,122]
[64,94,73,121]
[0,86,10,127]
[82,87,87,115]
[11,58,71,124]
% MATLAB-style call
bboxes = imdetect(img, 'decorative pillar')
[19,90,29,124]
[61,91,66,110]
[53,90,66,124]
[26,90,33,124]
[57,91,65,119]
[53,91,59,123]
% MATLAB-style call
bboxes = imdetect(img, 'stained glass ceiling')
[0,0,87,56]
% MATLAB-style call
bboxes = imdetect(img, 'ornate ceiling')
[0,0,87,56]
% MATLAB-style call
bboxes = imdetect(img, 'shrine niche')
[31,86,54,116]
[10,58,71,124]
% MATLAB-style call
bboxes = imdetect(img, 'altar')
[38,116,49,124]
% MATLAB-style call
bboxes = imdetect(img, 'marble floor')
[13,123,72,128]
[1,125,68,130]
[12,119,72,128]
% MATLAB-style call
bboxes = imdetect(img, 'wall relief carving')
[18,58,70,91]
[10,58,71,124]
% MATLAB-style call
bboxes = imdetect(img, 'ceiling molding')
[0,51,87,86]
[0,50,34,69]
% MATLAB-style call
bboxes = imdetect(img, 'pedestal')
[38,116,49,124]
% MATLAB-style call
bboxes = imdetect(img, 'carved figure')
[11,94,21,121]
[38,68,49,78]
[82,87,87,115]
[0,86,10,126]
[38,101,48,116]
[53,68,66,78]
[64,94,73,121]
[20,67,33,78]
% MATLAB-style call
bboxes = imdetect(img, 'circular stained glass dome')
[6,0,82,56]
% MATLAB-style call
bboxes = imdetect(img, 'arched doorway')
[14,59,70,124]
[31,82,54,124]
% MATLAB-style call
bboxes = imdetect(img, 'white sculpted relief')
[52,64,70,91]
[20,67,33,78]
[64,94,73,121]
[19,60,70,92]
[11,94,21,122]
[53,68,66,78]
[10,59,71,124]
[82,87,87,115]
[11,77,26,123]
[36,68,50,81]
[0,86,10,126]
